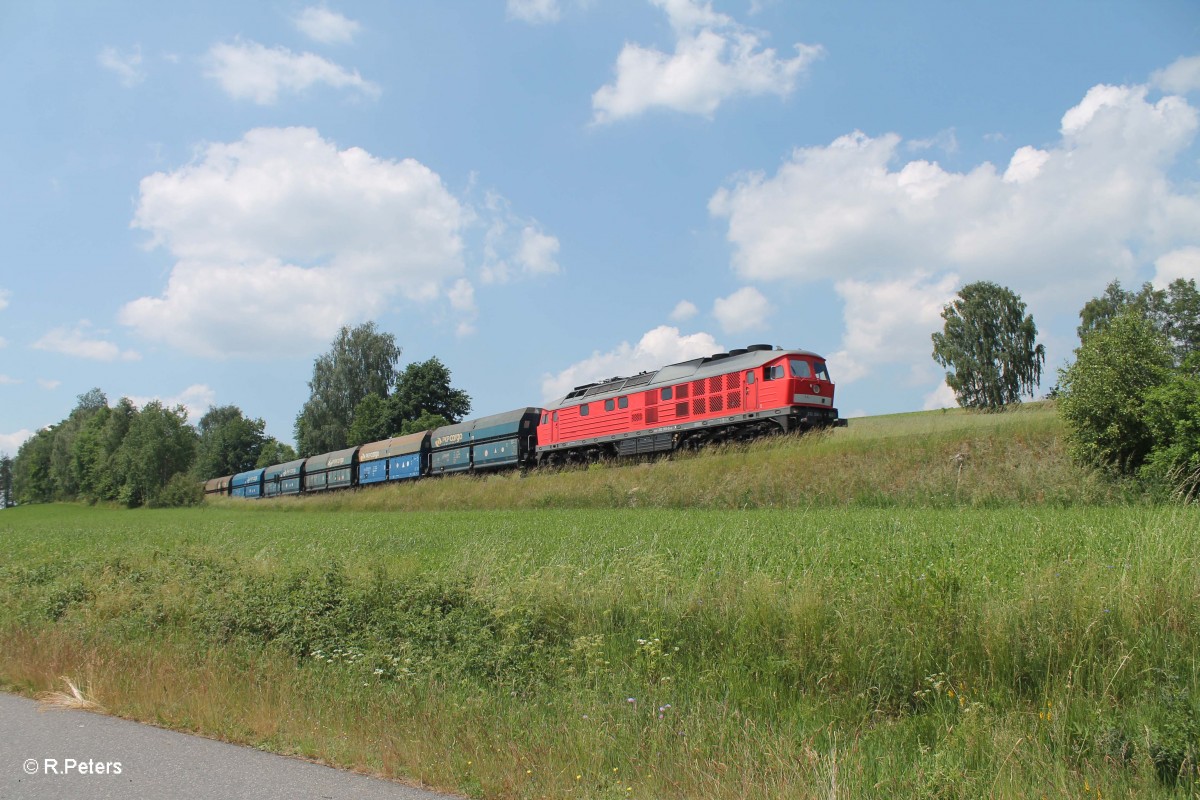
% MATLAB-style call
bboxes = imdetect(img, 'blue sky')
[2,1,1198,453]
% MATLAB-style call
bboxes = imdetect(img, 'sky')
[1,0,1199,454]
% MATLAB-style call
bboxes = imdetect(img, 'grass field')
[2,405,1198,798]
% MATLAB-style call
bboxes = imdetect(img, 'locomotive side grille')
[708,376,722,394]
[676,402,689,417]
[676,383,689,399]
[643,389,656,407]
[646,407,659,424]
[725,372,741,390]
[728,391,741,408]
[632,412,643,423]
[708,396,723,413]
[691,379,705,396]
[692,398,705,415]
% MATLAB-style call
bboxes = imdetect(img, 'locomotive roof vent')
[747,344,773,352]
[728,348,748,356]
[709,352,730,361]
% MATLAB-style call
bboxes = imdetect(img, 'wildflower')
[576,775,581,781]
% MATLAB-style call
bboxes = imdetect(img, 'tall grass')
[223,403,1129,515]
[3,500,1199,798]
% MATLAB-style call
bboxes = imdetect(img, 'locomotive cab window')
[764,365,785,381]
[814,361,831,382]
[745,371,755,384]
[604,399,615,412]
[661,387,673,401]
[580,404,589,416]
[542,413,549,424]
[789,359,812,378]
[618,396,629,409]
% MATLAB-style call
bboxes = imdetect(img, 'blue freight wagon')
[358,431,430,484]
[231,468,265,498]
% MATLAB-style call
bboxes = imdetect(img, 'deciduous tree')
[387,357,470,433]
[295,323,402,456]
[931,281,1046,410]
[193,405,267,478]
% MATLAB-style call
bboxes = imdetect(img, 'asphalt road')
[1,693,457,800]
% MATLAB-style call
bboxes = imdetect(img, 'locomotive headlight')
[810,383,821,394]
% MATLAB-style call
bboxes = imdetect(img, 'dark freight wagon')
[304,447,359,492]
[430,408,540,475]
[263,458,305,497]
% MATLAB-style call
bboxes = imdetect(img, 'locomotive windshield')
[814,361,830,381]
[789,359,811,378]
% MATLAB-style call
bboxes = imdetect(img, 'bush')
[1057,311,1173,475]
[149,473,204,508]
[1141,361,1200,499]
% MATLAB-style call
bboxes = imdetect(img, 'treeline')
[6,322,471,508]
[7,391,288,508]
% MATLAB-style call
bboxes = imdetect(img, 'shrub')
[149,473,204,508]
[1057,311,1173,475]
[1141,360,1200,499]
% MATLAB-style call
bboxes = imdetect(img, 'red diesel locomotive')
[535,344,845,465]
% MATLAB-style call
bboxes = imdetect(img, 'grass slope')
[231,402,1125,514]
[2,405,1197,799]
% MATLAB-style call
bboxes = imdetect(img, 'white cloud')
[294,7,362,44]
[33,322,141,362]
[710,79,1200,290]
[830,272,959,385]
[0,429,33,454]
[121,127,470,357]
[1153,246,1200,287]
[711,65,1200,393]
[517,226,561,275]
[541,325,722,400]
[204,39,379,104]
[507,0,561,24]
[712,286,771,333]
[127,384,216,424]
[923,382,958,411]
[447,278,476,312]
[447,278,477,337]
[670,299,698,321]
[479,194,562,283]
[592,0,823,123]
[98,45,145,87]
[1152,55,1200,95]
[0,375,21,385]
[37,379,61,391]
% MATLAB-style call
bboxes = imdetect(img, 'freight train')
[204,344,846,498]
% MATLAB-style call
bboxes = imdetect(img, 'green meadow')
[2,404,1198,798]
